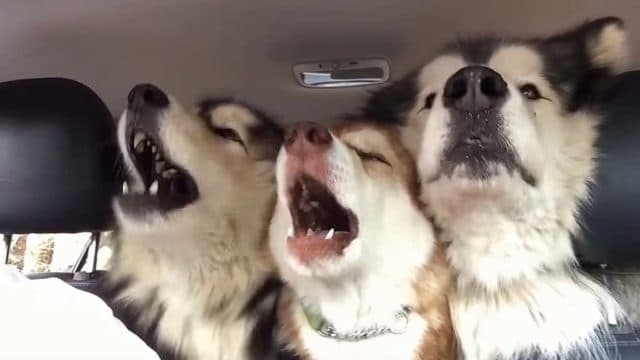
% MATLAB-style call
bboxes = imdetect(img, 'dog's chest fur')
[105,229,279,360]
[277,246,455,360]
[433,202,617,360]
[421,178,620,359]
[157,285,263,360]
[451,271,614,360]
[109,270,269,360]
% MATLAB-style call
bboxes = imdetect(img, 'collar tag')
[389,308,410,334]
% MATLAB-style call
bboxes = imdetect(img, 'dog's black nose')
[127,83,169,111]
[443,66,508,112]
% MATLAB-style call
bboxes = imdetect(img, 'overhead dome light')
[293,58,390,88]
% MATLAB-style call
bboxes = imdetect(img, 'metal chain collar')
[302,304,412,342]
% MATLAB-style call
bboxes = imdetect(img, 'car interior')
[577,71,640,357]
[0,1,638,358]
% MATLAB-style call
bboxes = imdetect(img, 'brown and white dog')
[104,84,284,360]
[269,120,455,359]
[362,17,630,360]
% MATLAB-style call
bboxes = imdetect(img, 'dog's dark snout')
[443,66,507,112]
[127,83,170,111]
[285,122,332,156]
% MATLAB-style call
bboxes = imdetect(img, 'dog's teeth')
[325,228,334,240]
[287,227,293,237]
[151,145,157,154]
[135,141,145,154]
[163,168,177,178]
[306,228,313,236]
[150,181,158,195]
[134,133,145,147]
[167,169,177,177]
[122,182,129,194]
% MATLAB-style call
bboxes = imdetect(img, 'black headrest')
[577,71,640,266]
[0,78,118,234]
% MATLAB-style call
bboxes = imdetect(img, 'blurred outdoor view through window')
[2,233,112,274]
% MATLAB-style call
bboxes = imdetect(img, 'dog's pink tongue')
[287,230,351,264]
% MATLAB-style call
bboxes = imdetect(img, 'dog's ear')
[361,69,420,125]
[538,17,629,111]
[547,17,628,72]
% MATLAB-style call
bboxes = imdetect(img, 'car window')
[4,233,112,274]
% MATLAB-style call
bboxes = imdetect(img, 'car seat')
[0,77,120,293]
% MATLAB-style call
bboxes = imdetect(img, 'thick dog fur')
[362,17,629,360]
[103,87,284,360]
[269,121,455,359]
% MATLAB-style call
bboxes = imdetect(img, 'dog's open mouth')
[286,174,358,263]
[123,127,199,211]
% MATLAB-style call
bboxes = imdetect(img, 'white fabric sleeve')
[0,265,160,360]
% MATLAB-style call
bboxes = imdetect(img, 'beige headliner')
[0,0,637,123]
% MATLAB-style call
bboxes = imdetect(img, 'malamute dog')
[363,17,629,360]
[105,84,284,360]
[269,121,455,359]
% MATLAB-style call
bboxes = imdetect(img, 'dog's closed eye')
[351,146,391,167]
[213,127,245,146]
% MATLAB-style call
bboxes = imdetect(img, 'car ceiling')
[0,0,638,124]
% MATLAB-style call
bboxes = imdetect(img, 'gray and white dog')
[363,17,630,360]
[104,84,285,360]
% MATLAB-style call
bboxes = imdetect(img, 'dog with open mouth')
[362,17,629,360]
[102,84,284,360]
[269,120,455,359]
